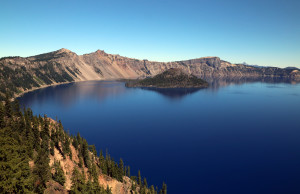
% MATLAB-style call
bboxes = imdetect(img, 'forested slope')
[0,94,166,194]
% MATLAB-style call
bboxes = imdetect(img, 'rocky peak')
[59,48,71,52]
[84,49,109,58]
[95,49,107,55]
[25,48,75,61]
[56,48,73,54]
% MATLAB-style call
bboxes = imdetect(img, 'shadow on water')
[139,87,203,99]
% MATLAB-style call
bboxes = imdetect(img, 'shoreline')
[14,79,99,100]
[13,78,129,100]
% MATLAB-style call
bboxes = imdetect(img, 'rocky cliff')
[0,48,299,99]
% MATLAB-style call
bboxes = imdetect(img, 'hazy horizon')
[1,0,299,68]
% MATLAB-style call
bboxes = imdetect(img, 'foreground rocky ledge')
[125,68,209,88]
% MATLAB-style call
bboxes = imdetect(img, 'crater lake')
[18,79,300,194]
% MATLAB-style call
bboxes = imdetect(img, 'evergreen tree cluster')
[98,149,126,182]
[0,94,166,193]
[130,170,166,194]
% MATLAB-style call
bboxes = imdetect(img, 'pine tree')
[89,144,97,159]
[91,162,99,183]
[32,117,40,151]
[52,160,66,186]
[76,132,82,148]
[72,136,78,149]
[0,102,5,128]
[99,150,107,175]
[33,135,50,193]
[13,100,22,118]
[141,187,147,194]
[160,182,167,194]
[85,179,93,193]
[41,115,50,140]
[106,185,112,194]
[57,121,65,142]
[63,135,71,158]
[16,113,25,133]
[4,93,12,118]
[143,177,148,188]
[78,158,84,168]
[138,170,142,186]
[26,108,33,121]
[111,161,119,180]
[127,166,130,178]
[81,139,91,169]
[150,185,156,194]
[70,167,86,193]
[24,109,34,157]
[119,158,124,181]
[50,141,55,155]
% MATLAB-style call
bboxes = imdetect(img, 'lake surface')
[19,79,300,194]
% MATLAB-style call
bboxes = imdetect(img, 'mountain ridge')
[0,48,299,100]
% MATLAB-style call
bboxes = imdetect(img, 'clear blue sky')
[0,0,299,67]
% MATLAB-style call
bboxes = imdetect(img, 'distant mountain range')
[0,48,299,99]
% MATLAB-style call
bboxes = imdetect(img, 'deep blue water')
[18,80,300,194]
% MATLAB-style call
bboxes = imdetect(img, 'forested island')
[0,94,166,194]
[125,68,209,88]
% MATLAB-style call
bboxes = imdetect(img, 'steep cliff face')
[0,48,299,99]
